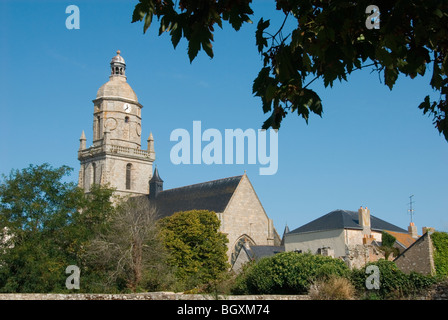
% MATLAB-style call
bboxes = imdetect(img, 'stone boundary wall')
[0,292,310,300]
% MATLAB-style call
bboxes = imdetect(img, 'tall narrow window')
[126,163,132,190]
[96,116,101,140]
[92,163,96,185]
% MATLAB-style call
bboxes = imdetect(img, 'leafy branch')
[132,0,448,141]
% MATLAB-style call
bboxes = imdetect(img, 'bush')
[351,259,437,299]
[231,252,350,295]
[309,276,356,300]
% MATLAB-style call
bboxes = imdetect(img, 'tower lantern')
[110,50,126,77]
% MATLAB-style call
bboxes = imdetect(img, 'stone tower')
[78,50,155,197]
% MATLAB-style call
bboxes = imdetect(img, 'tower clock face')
[123,103,131,113]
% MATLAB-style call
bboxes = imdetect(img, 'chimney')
[358,206,371,236]
[408,222,418,239]
[422,227,435,235]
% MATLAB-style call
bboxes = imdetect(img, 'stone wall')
[0,293,310,300]
[344,244,385,269]
[394,232,435,275]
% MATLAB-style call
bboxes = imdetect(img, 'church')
[77,51,281,266]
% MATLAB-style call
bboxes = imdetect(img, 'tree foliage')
[132,0,448,141]
[0,164,117,293]
[351,259,437,299]
[159,210,229,289]
[232,251,350,294]
[431,231,448,277]
[379,231,399,260]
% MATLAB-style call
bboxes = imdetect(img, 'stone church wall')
[80,155,152,196]
[222,175,277,260]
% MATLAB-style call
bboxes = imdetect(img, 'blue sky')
[1,0,447,234]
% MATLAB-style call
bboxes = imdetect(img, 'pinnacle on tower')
[79,130,86,150]
[147,132,155,154]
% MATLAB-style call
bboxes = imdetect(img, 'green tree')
[132,0,448,141]
[0,163,117,293]
[83,196,172,292]
[379,231,399,260]
[159,210,229,290]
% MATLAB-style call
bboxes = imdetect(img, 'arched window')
[126,163,132,190]
[125,116,129,123]
[231,235,256,266]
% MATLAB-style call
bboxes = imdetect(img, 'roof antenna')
[408,195,415,223]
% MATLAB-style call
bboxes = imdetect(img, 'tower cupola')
[110,50,126,77]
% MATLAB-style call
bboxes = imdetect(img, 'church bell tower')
[78,50,155,197]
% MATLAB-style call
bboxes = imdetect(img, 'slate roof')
[147,175,243,218]
[288,209,408,235]
[243,245,285,261]
[150,167,163,182]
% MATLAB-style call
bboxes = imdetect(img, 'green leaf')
[304,89,323,117]
[202,40,214,59]
[143,12,153,33]
[132,3,147,23]
[188,38,201,63]
[170,24,182,49]
[255,18,270,53]
[418,95,431,114]
[262,106,283,130]
[430,61,443,90]
[433,8,443,18]
[265,84,277,102]
[384,67,399,90]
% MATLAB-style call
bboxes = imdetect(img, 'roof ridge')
[161,175,243,193]
[289,209,407,234]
